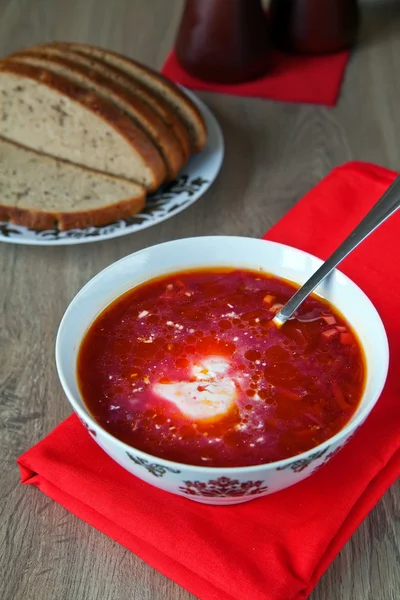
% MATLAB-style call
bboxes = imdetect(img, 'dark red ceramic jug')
[175,0,271,84]
[269,0,359,54]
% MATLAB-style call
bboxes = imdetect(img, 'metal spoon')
[273,174,400,327]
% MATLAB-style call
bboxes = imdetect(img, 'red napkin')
[18,161,400,600]
[161,49,350,106]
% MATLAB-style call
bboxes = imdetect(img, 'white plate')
[0,90,224,246]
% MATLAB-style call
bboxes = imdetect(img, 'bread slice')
[8,52,186,180]
[54,42,207,153]
[11,43,191,164]
[0,61,166,191]
[0,137,146,230]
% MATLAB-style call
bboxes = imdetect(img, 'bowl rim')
[55,236,390,474]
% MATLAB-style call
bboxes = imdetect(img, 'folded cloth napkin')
[18,161,400,600]
[161,49,350,106]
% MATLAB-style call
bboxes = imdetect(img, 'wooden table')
[1,1,399,599]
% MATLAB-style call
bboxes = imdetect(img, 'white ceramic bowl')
[56,237,389,506]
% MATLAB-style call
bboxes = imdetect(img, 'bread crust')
[54,42,207,153]
[0,61,166,191]
[6,191,146,231]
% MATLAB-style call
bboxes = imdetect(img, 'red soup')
[77,269,365,467]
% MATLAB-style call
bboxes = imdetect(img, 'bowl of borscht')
[56,237,389,505]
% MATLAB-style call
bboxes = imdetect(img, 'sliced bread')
[0,137,146,230]
[12,43,191,163]
[0,61,166,191]
[8,53,186,180]
[54,42,207,153]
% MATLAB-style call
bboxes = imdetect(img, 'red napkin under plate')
[18,161,400,600]
[161,49,350,106]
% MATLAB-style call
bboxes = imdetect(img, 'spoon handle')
[274,174,400,326]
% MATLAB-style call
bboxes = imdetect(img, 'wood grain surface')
[0,1,399,599]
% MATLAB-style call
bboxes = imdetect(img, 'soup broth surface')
[78,269,365,467]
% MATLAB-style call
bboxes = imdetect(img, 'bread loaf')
[12,43,191,163]
[0,61,166,191]
[8,52,186,180]
[0,137,146,230]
